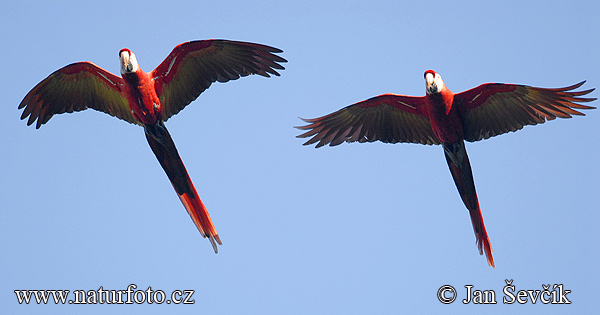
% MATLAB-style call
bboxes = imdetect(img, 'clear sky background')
[1,1,598,314]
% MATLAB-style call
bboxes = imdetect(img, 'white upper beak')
[120,50,139,74]
[425,72,437,94]
[425,71,444,95]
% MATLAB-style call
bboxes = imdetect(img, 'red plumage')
[19,40,286,252]
[297,70,595,267]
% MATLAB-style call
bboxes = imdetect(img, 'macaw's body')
[19,40,286,252]
[297,70,595,267]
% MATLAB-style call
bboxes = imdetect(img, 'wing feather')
[297,94,440,147]
[151,40,286,121]
[455,82,596,141]
[19,62,138,128]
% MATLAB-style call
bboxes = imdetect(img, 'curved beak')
[425,72,437,94]
[119,49,138,74]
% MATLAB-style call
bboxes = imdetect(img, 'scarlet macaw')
[296,70,595,267]
[19,40,286,253]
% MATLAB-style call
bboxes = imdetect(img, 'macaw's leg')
[443,141,494,267]
[144,121,221,252]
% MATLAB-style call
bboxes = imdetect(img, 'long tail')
[144,121,221,253]
[443,141,494,267]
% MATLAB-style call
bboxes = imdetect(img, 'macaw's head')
[119,48,139,74]
[424,70,445,95]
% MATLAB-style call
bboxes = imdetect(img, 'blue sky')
[1,1,598,314]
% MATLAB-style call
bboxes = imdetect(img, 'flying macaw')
[296,70,595,267]
[19,40,286,253]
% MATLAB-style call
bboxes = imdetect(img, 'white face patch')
[120,50,139,74]
[425,72,445,94]
[434,73,444,91]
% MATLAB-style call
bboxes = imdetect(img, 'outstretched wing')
[455,82,596,142]
[296,94,440,148]
[151,40,287,121]
[19,62,138,128]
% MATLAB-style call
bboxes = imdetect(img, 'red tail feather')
[145,121,221,252]
[468,201,494,267]
[178,190,222,252]
[443,141,494,267]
